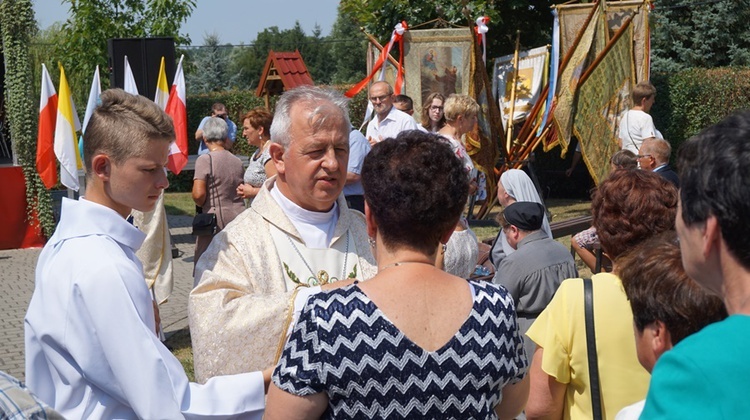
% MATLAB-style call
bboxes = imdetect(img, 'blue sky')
[33,0,340,46]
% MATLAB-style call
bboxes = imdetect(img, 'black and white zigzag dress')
[273,281,528,419]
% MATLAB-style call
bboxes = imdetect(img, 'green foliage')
[339,0,554,60]
[56,0,196,106]
[229,21,335,90]
[651,67,750,157]
[651,0,750,72]
[329,6,368,84]
[187,33,245,94]
[0,0,55,237]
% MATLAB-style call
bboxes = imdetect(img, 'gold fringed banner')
[573,16,636,185]
[466,22,505,219]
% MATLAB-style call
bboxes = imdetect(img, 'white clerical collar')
[270,184,339,249]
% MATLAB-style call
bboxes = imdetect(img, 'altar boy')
[24,89,268,419]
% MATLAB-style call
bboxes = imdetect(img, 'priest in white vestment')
[189,86,377,382]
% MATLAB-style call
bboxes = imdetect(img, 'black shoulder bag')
[192,154,218,236]
[584,277,603,420]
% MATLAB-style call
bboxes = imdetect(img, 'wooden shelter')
[255,50,314,109]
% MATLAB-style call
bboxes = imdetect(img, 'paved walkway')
[0,215,196,381]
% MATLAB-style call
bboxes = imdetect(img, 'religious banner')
[573,18,635,185]
[558,0,650,83]
[404,28,473,125]
[550,1,605,155]
[493,46,549,131]
[466,23,505,218]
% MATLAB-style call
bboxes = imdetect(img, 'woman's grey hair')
[270,85,351,148]
[203,116,228,143]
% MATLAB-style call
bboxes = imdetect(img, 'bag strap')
[207,153,226,227]
[584,277,603,420]
[624,111,640,152]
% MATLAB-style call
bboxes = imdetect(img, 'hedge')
[651,67,750,158]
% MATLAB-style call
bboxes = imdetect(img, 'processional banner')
[404,28,472,124]
[546,0,650,154]
[550,2,605,155]
[405,26,503,217]
[573,20,635,185]
[559,0,650,83]
[493,46,549,131]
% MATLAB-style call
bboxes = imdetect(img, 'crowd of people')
[10,79,750,419]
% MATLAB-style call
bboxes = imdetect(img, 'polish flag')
[54,63,82,191]
[36,63,58,189]
[165,55,187,174]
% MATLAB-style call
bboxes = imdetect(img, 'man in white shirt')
[25,89,267,419]
[365,81,418,144]
[189,86,376,382]
[618,81,661,154]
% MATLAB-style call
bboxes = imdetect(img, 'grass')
[164,192,195,216]
[165,328,195,382]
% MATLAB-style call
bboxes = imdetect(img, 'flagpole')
[359,27,400,68]
[505,30,521,154]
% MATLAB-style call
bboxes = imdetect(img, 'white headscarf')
[498,169,552,256]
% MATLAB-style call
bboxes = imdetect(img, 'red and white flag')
[36,63,58,189]
[165,55,187,174]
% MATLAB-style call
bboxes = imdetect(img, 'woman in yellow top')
[525,170,678,419]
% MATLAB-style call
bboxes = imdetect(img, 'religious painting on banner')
[493,46,549,131]
[404,28,472,123]
[573,20,635,185]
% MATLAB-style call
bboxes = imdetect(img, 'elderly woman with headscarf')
[489,169,552,268]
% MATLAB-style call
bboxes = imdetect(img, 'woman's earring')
[441,243,447,253]
[368,237,376,248]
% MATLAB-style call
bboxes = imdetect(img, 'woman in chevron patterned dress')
[266,130,529,419]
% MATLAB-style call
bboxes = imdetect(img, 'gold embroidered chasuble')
[188,177,376,382]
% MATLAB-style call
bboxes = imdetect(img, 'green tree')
[329,7,368,85]
[338,0,554,61]
[188,33,244,94]
[302,25,333,85]
[56,0,196,106]
[651,0,750,73]
[229,21,335,89]
[1,0,55,236]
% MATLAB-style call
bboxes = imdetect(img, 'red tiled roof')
[255,50,314,97]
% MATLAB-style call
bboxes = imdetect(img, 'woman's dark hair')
[619,231,727,344]
[362,130,468,255]
[592,169,678,260]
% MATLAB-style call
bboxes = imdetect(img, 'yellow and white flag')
[54,63,82,191]
[493,46,549,130]
[154,56,169,110]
